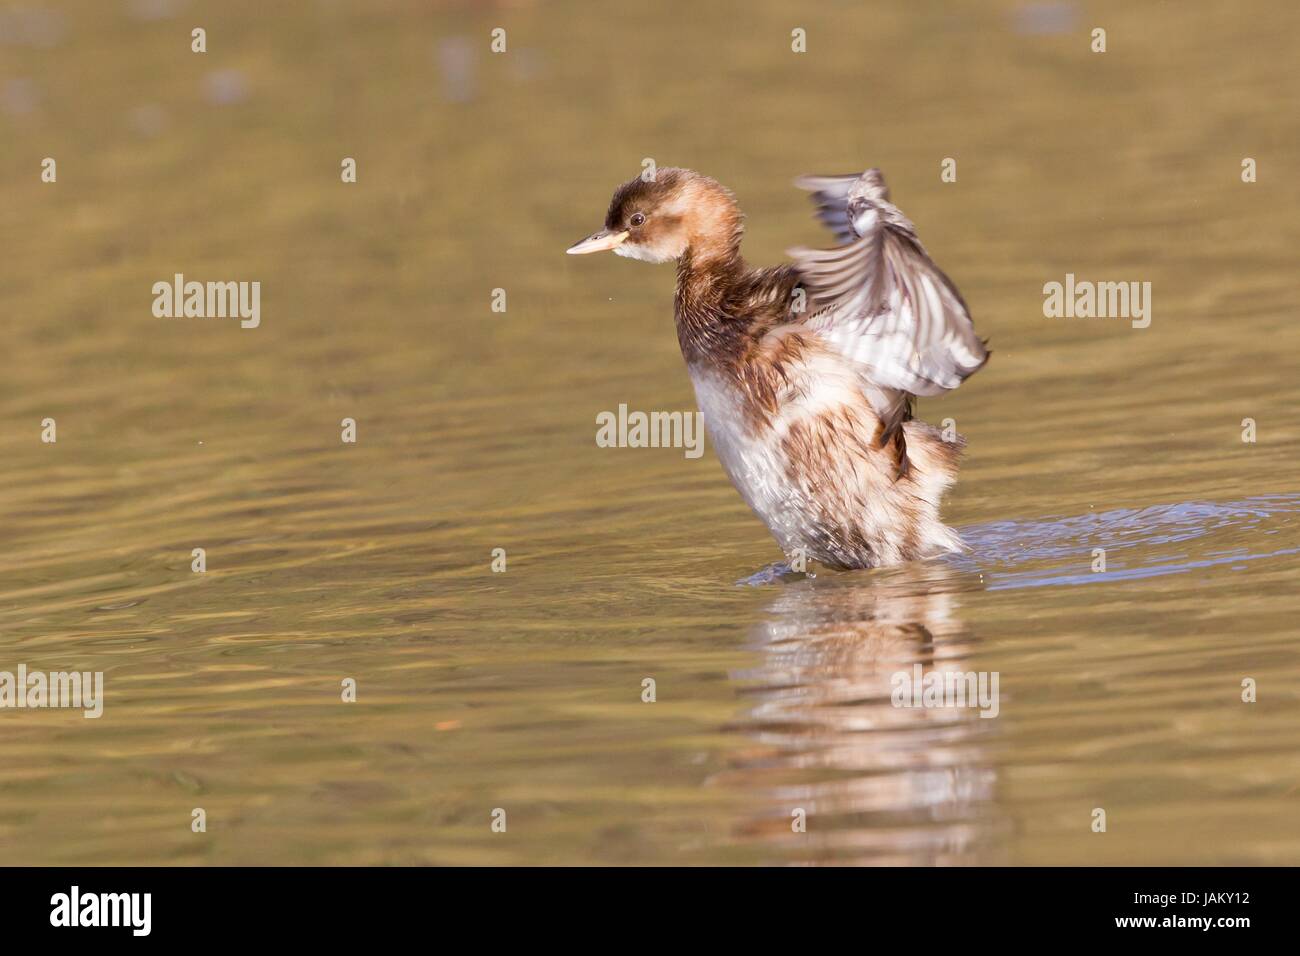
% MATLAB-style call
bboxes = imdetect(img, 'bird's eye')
[629,212,646,227]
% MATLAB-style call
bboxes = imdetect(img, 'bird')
[566,167,988,572]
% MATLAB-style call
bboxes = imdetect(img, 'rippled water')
[1,1,1298,865]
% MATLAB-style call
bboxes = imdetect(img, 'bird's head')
[566,167,743,265]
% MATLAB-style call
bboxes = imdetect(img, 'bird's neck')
[673,248,747,365]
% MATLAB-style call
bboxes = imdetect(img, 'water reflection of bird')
[713,565,1007,864]
[568,168,988,571]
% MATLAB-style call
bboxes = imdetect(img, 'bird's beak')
[566,228,629,255]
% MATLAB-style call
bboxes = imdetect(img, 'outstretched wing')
[790,170,988,400]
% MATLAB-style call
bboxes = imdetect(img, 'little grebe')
[567,167,988,571]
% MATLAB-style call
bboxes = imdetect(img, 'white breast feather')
[688,358,871,554]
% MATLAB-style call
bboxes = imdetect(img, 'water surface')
[1,0,1298,865]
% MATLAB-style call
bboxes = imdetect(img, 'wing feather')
[789,170,988,400]
[794,173,862,245]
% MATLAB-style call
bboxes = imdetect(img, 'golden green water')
[2,0,1299,865]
